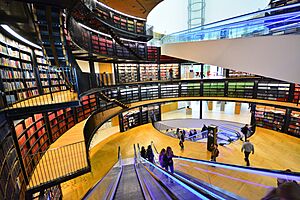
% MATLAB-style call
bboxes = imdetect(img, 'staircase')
[99,91,129,109]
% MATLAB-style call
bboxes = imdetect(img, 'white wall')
[162,35,300,84]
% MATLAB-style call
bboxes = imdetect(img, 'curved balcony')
[68,17,159,61]
[70,0,152,42]
[82,78,300,155]
[161,3,300,44]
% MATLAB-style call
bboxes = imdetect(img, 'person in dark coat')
[141,146,146,159]
[146,145,154,163]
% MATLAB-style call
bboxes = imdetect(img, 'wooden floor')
[10,90,78,109]
[28,122,88,189]
[53,123,300,200]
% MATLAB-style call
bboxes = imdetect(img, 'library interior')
[0,0,300,199]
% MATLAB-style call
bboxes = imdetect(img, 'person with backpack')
[241,124,251,141]
[211,144,219,162]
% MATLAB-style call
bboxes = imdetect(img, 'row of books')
[0,69,23,79]
[3,81,25,91]
[20,53,31,61]
[0,57,21,68]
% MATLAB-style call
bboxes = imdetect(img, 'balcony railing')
[27,141,89,192]
[71,0,152,41]
[161,3,300,44]
[68,17,159,61]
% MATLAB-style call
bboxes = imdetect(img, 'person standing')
[141,146,146,159]
[169,68,173,81]
[241,124,251,141]
[179,132,185,150]
[159,148,166,168]
[210,144,219,162]
[166,146,174,173]
[146,145,154,163]
[241,140,254,166]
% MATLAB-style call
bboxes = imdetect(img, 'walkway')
[59,123,300,199]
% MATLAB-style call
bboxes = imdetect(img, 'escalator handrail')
[139,156,214,200]
[134,144,152,200]
[175,156,300,181]
[137,144,220,200]
[82,146,123,200]
[150,142,230,199]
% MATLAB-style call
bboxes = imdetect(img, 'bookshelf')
[288,110,300,137]
[203,82,225,96]
[293,84,300,104]
[119,86,139,103]
[181,82,201,97]
[0,113,25,200]
[122,108,140,131]
[34,49,68,94]
[116,64,139,83]
[140,64,158,81]
[121,105,160,131]
[255,105,286,132]
[14,113,50,177]
[0,32,39,105]
[161,83,179,98]
[160,64,180,80]
[257,81,290,101]
[140,84,159,100]
[76,94,97,123]
[228,82,255,98]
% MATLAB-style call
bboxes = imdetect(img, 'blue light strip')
[167,2,300,36]
[176,157,300,181]
[140,157,210,199]
[173,172,227,200]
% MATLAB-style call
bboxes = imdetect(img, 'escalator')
[150,142,300,200]
[83,145,223,200]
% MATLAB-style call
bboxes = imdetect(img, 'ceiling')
[99,0,163,18]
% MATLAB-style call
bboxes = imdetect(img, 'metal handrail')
[161,3,300,44]
[163,2,300,36]
[175,156,300,181]
[82,146,122,200]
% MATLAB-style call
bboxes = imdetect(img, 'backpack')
[214,149,219,157]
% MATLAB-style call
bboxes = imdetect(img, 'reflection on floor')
[60,123,300,199]
[162,101,251,124]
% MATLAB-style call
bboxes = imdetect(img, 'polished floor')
[58,123,300,199]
